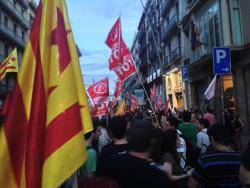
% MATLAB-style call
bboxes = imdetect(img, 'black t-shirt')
[105,153,170,188]
[97,142,129,176]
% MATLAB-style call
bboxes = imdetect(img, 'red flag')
[164,99,170,115]
[88,78,109,117]
[150,84,157,102]
[106,18,122,70]
[114,42,136,82]
[114,80,123,98]
[157,96,163,109]
[87,78,109,104]
[131,94,138,112]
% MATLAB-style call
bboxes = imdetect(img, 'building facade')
[182,0,250,126]
[0,0,37,108]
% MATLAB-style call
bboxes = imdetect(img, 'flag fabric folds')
[190,15,202,51]
[88,78,109,117]
[150,84,157,102]
[106,18,122,70]
[130,94,138,112]
[204,75,217,100]
[106,18,136,82]
[0,48,18,80]
[0,1,93,188]
[114,80,123,99]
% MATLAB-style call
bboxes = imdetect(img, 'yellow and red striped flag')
[0,48,18,80]
[0,0,93,188]
[115,99,126,115]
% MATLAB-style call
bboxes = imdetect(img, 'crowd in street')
[65,107,250,188]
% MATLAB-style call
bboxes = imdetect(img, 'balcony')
[0,23,26,48]
[170,47,181,62]
[0,0,30,29]
[161,0,176,18]
[148,47,157,60]
[161,14,179,42]
[139,41,147,57]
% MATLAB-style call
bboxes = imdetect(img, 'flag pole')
[134,67,161,128]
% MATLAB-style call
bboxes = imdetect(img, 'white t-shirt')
[196,128,210,154]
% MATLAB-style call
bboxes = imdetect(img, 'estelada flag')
[106,18,122,70]
[0,1,93,188]
[115,99,126,115]
[0,48,18,80]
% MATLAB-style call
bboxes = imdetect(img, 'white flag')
[204,75,217,100]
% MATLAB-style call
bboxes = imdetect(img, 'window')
[230,0,243,44]
[4,15,8,26]
[4,44,8,57]
[14,24,17,35]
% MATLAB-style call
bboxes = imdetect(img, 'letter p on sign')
[216,49,227,64]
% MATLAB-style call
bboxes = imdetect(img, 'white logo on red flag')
[114,42,136,82]
[106,18,123,70]
[88,78,109,117]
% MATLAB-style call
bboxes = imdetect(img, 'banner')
[105,18,122,70]
[114,42,136,82]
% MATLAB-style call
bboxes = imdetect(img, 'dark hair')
[161,129,179,162]
[150,128,163,162]
[85,131,93,140]
[108,116,127,139]
[100,116,107,128]
[206,107,213,113]
[208,124,232,146]
[167,116,180,129]
[127,120,153,152]
[198,118,210,129]
[241,142,250,171]
[182,110,191,122]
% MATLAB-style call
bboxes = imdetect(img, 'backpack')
[78,177,120,188]
[180,135,199,167]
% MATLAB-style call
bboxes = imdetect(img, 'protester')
[178,110,197,146]
[168,116,187,169]
[103,120,170,188]
[203,107,216,126]
[189,124,241,188]
[97,116,110,154]
[232,113,244,151]
[79,129,97,178]
[240,142,250,187]
[195,118,210,154]
[97,116,129,176]
[161,129,192,187]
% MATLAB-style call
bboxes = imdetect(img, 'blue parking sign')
[182,65,188,82]
[213,47,231,75]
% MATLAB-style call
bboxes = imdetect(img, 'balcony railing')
[0,23,26,48]
[161,0,176,18]
[161,14,179,42]
[139,41,147,56]
[0,0,29,28]
[170,47,181,62]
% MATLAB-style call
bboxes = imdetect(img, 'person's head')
[161,116,170,131]
[161,129,179,161]
[207,124,232,147]
[127,120,153,153]
[206,107,213,114]
[167,116,180,130]
[182,110,191,123]
[240,143,250,187]
[108,116,127,140]
[195,118,210,131]
[100,116,107,128]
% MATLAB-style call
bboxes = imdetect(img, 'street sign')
[213,47,231,75]
[182,65,188,82]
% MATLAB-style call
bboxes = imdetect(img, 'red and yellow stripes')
[0,0,93,188]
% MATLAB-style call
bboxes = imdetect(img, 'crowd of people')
[65,107,249,188]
